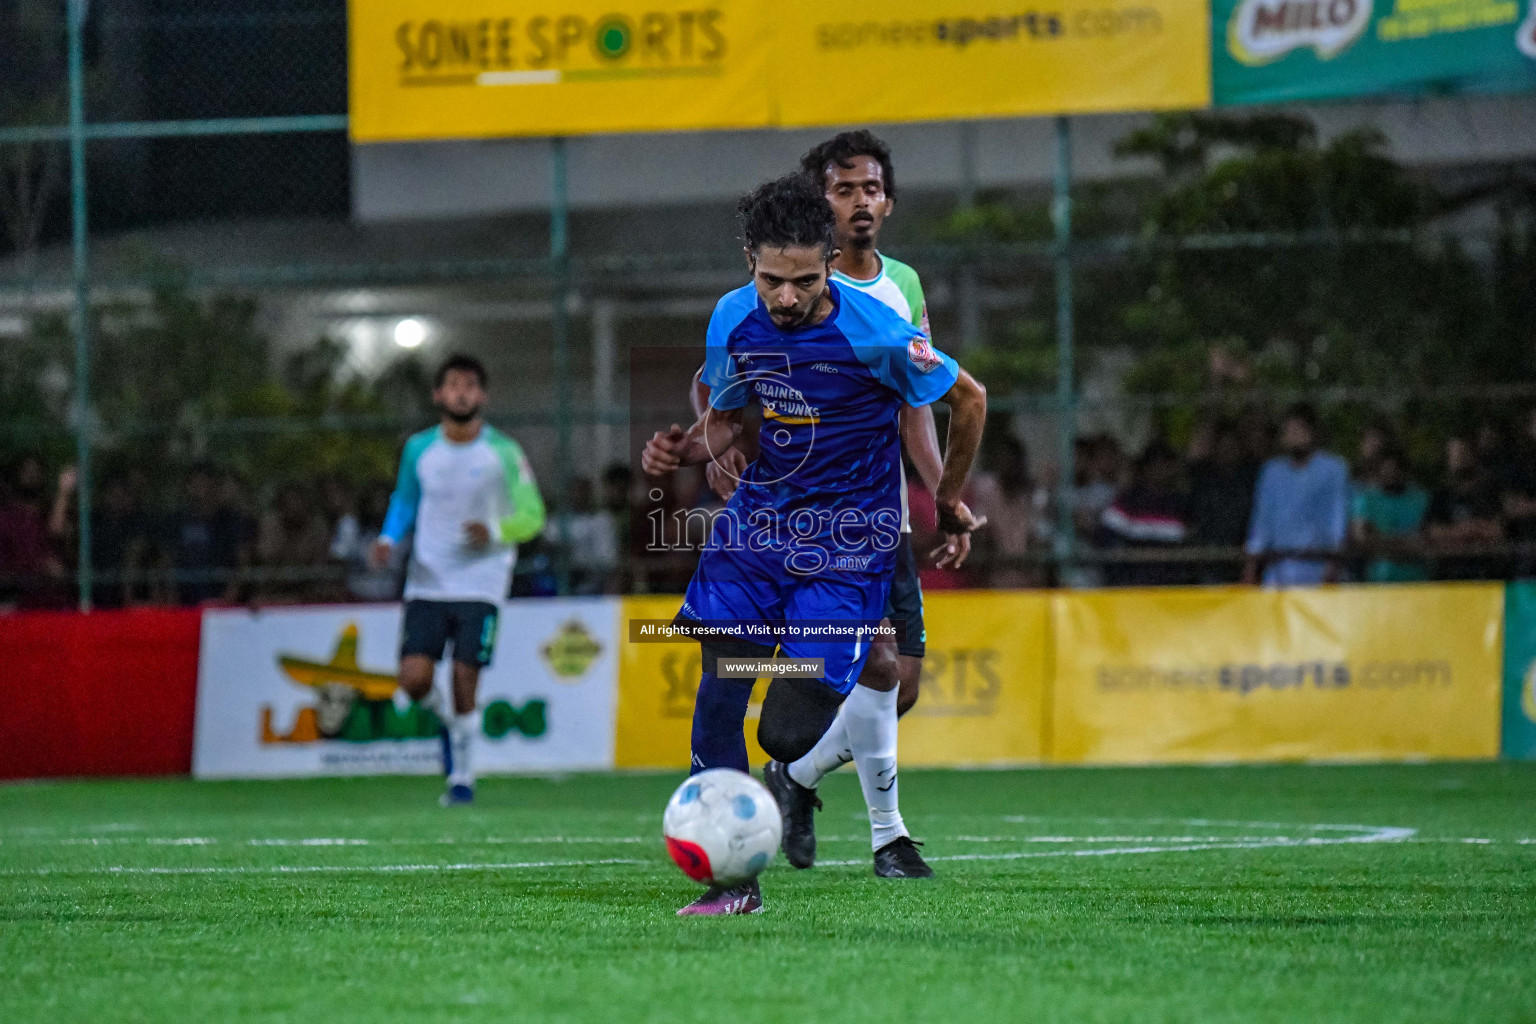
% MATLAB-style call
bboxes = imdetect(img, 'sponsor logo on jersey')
[762,403,822,426]
[907,337,943,374]
[1227,0,1372,65]
[756,380,821,425]
[811,362,840,374]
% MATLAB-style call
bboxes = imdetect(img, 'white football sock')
[447,711,476,789]
[415,686,443,718]
[842,684,908,851]
[787,705,852,789]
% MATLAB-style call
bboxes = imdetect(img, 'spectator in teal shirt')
[1351,448,1429,583]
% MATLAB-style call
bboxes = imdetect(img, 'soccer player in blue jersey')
[371,355,547,806]
[643,175,987,915]
[690,132,966,876]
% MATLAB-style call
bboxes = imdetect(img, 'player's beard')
[440,401,482,425]
[771,283,829,330]
[844,215,877,250]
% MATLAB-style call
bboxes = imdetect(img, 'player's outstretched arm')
[929,368,988,568]
[642,407,745,477]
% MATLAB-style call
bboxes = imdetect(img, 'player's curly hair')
[800,129,897,199]
[737,173,837,258]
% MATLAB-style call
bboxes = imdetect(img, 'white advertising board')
[193,599,618,779]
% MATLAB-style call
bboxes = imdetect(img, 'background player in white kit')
[370,354,547,806]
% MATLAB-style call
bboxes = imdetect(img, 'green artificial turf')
[1,763,1534,1023]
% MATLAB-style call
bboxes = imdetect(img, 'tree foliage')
[941,111,1536,451]
[8,286,423,489]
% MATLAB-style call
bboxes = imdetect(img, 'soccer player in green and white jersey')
[371,354,547,806]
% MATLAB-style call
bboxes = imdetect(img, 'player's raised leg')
[439,601,498,805]
[397,600,455,789]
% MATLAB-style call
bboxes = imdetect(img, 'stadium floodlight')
[393,318,427,349]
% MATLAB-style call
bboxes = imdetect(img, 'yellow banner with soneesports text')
[613,592,1049,770]
[772,0,1212,127]
[1050,584,1504,764]
[348,0,773,142]
[348,0,1211,141]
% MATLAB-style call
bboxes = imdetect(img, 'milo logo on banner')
[1228,0,1372,63]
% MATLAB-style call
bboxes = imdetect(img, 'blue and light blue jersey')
[699,280,958,581]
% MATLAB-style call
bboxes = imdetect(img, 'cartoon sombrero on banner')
[279,622,398,701]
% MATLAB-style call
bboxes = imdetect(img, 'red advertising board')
[0,608,201,779]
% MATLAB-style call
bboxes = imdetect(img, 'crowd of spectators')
[5,404,1536,610]
[952,403,1532,590]
[0,455,640,611]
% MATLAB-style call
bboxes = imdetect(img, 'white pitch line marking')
[248,838,371,846]
[6,835,654,848]
[12,818,1531,877]
[147,837,215,846]
[819,824,1417,867]
[1001,815,1397,833]
[8,858,649,877]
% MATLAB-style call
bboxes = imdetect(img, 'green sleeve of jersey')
[487,431,547,545]
[883,257,929,334]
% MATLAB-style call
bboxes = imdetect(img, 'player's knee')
[895,654,922,717]
[398,657,434,701]
[857,640,900,694]
[757,677,842,763]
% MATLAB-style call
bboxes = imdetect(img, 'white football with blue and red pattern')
[663,768,782,887]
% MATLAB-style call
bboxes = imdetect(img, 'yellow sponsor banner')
[1050,584,1504,764]
[350,0,1209,141]
[897,591,1049,766]
[614,591,1049,770]
[614,595,765,769]
[773,0,1211,126]
[348,0,772,142]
